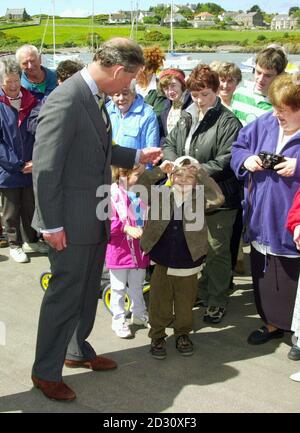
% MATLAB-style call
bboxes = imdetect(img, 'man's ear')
[113,65,125,80]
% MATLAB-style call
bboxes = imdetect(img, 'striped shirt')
[231,83,273,126]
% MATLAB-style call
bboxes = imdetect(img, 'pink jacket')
[105,183,149,269]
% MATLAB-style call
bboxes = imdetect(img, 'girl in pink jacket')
[106,164,149,338]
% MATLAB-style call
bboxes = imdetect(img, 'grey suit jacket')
[32,71,136,244]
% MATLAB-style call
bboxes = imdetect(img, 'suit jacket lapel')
[75,73,110,149]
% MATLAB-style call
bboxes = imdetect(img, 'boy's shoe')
[203,306,226,324]
[0,234,8,248]
[175,334,194,356]
[131,314,150,328]
[10,247,28,263]
[150,337,167,360]
[194,298,208,308]
[23,241,49,254]
[111,319,132,339]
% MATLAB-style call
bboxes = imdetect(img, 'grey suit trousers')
[32,241,107,381]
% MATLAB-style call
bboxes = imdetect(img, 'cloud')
[60,9,90,18]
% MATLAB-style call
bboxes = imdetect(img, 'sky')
[0,1,299,17]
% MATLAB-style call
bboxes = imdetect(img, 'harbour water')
[43,51,300,82]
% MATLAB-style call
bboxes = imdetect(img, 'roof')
[195,12,214,17]
[5,8,26,15]
[236,12,260,18]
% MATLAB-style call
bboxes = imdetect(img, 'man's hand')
[275,157,297,177]
[43,230,67,251]
[124,225,143,239]
[293,225,300,251]
[139,147,163,165]
[243,155,264,172]
[22,161,33,174]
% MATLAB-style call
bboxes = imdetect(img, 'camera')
[258,151,285,170]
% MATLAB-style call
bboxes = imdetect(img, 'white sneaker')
[23,241,49,254]
[112,319,132,338]
[131,314,150,328]
[290,372,300,382]
[10,247,28,263]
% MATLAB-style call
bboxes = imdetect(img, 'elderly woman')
[0,59,47,262]
[231,73,300,350]
[106,81,160,150]
[157,68,192,145]
[210,61,242,109]
[163,64,242,323]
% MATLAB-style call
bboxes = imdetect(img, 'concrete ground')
[0,245,299,413]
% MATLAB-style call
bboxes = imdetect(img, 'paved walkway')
[0,246,299,413]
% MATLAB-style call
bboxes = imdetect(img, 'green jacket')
[138,167,224,262]
[162,98,242,209]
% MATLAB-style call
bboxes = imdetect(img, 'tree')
[143,16,161,25]
[247,5,263,13]
[177,7,194,20]
[289,7,300,16]
[195,3,224,15]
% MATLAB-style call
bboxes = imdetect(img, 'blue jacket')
[21,66,57,100]
[106,94,159,150]
[0,87,38,188]
[231,111,300,255]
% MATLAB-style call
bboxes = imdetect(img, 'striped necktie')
[96,94,110,132]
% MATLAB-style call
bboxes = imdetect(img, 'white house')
[108,13,130,24]
[192,12,215,28]
[163,13,186,25]
[271,14,299,30]
[5,8,30,20]
[137,11,156,23]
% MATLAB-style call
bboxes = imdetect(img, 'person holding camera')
[231,73,300,351]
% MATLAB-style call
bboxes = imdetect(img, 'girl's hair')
[136,45,165,88]
[186,64,219,93]
[210,61,242,84]
[112,165,140,184]
[268,73,300,111]
[158,68,186,93]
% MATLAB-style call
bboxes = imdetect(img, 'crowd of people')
[1,39,300,402]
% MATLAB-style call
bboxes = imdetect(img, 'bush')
[144,30,165,42]
[256,34,267,41]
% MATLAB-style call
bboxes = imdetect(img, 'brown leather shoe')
[64,355,117,371]
[32,375,76,401]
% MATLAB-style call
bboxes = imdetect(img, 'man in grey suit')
[31,38,162,401]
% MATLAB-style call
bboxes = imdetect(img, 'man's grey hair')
[16,44,40,63]
[0,59,22,85]
[93,37,144,72]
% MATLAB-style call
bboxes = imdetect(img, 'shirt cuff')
[135,149,141,165]
[40,227,64,233]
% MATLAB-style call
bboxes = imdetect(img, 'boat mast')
[52,0,56,61]
[170,0,174,52]
[91,0,94,52]
[135,0,139,42]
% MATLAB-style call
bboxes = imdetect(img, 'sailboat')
[163,0,199,72]
[41,0,81,69]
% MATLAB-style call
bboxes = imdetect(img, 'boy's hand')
[124,225,143,239]
[293,225,300,250]
[159,160,174,174]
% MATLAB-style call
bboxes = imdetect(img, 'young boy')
[139,156,224,359]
